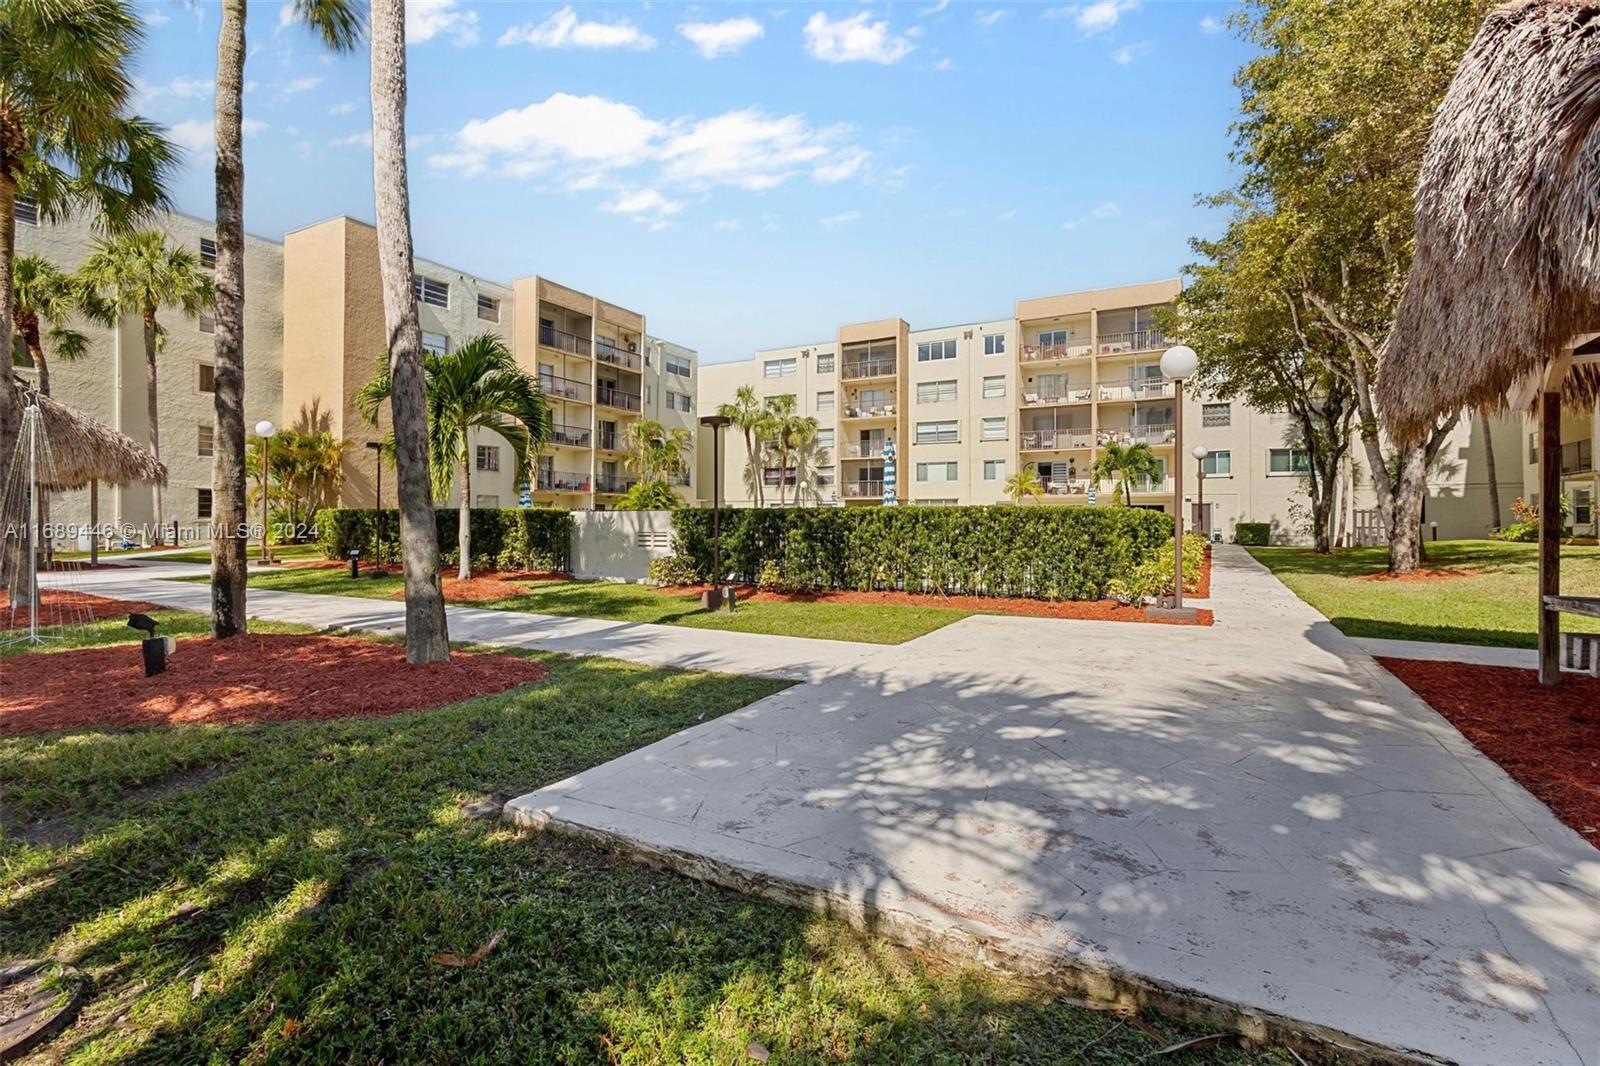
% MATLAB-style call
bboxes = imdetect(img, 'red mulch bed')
[1,591,163,632]
[0,634,550,735]
[384,570,574,604]
[1356,566,1480,583]
[1378,657,1600,839]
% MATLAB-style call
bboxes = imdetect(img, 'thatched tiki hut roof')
[1380,0,1600,441]
[16,387,167,491]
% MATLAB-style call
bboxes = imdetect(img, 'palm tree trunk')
[371,0,449,663]
[744,428,760,505]
[211,0,249,637]
[143,308,164,540]
[1480,408,1502,530]
[458,442,472,581]
[22,328,49,396]
[0,173,25,598]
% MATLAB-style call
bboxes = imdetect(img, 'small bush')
[1108,533,1206,604]
[1235,522,1271,546]
[648,555,699,587]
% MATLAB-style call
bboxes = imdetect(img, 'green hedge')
[316,508,572,571]
[1234,522,1271,546]
[671,506,1172,601]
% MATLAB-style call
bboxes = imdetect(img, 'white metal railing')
[841,357,897,380]
[843,441,886,458]
[1042,478,1093,496]
[842,402,896,419]
[1020,386,1092,407]
[1020,429,1093,451]
[1020,342,1092,363]
[1123,423,1177,445]
[1098,381,1175,402]
[1096,328,1166,354]
[841,480,885,498]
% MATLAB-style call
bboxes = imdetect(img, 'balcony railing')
[1020,429,1093,451]
[595,385,642,412]
[549,423,592,448]
[594,473,638,494]
[841,480,885,499]
[539,325,590,357]
[596,341,641,372]
[1097,328,1166,354]
[1020,342,1091,364]
[541,375,591,403]
[1098,380,1175,402]
[843,441,885,459]
[841,357,897,380]
[1042,477,1092,496]
[1117,423,1177,445]
[842,402,896,419]
[1020,385,1092,407]
[537,469,590,492]
[595,430,622,452]
[1124,475,1174,494]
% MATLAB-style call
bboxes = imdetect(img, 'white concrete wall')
[569,509,676,581]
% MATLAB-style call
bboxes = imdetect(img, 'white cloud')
[169,117,265,154]
[812,146,870,184]
[434,92,663,178]
[1050,0,1137,35]
[678,16,764,58]
[143,5,170,26]
[277,4,295,30]
[279,75,323,96]
[998,208,1016,221]
[712,218,741,231]
[660,109,851,191]
[819,210,861,227]
[1110,41,1152,65]
[499,6,656,50]
[1200,14,1223,34]
[974,9,1010,27]
[933,56,957,72]
[602,188,684,224]
[918,0,949,14]
[1091,200,1121,218]
[803,11,914,64]
[136,76,213,106]
[328,101,358,116]
[407,0,480,46]
[330,130,374,148]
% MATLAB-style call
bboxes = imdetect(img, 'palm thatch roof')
[1381,0,1600,442]
[15,387,167,491]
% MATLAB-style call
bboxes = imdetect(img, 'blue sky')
[131,1,1252,362]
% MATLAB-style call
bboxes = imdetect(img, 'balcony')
[1098,380,1175,402]
[595,384,642,412]
[1020,385,1093,408]
[1096,328,1167,355]
[1042,477,1093,496]
[841,356,897,381]
[841,402,897,420]
[1020,342,1092,364]
[594,473,638,495]
[541,375,592,404]
[539,325,590,357]
[1020,429,1093,452]
[1103,422,1177,446]
[549,423,592,448]
[595,430,622,452]
[1561,439,1593,475]
[596,340,642,373]
[842,441,885,459]
[537,469,590,492]
[1125,475,1175,494]
[841,479,885,499]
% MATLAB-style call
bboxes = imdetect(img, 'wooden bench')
[1544,596,1600,677]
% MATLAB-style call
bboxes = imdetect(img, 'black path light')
[698,414,732,611]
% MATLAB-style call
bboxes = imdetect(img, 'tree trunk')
[371,0,449,663]
[777,442,790,506]
[458,446,472,581]
[143,308,164,540]
[744,428,760,505]
[211,0,249,637]
[20,321,49,396]
[1480,408,1502,531]
[0,173,24,597]
[1387,443,1428,573]
[89,480,99,565]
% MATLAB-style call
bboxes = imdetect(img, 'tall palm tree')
[209,0,360,638]
[1093,440,1163,505]
[623,417,693,488]
[0,0,176,504]
[762,394,812,507]
[79,230,213,538]
[369,0,448,660]
[357,334,550,581]
[717,383,767,506]
[10,255,104,396]
[1004,468,1046,505]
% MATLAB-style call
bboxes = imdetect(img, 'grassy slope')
[1248,539,1600,647]
[210,568,972,645]
[1,614,1277,1064]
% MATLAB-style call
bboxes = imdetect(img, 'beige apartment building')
[698,279,1525,544]
[14,205,697,543]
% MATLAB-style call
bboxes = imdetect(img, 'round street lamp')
[1156,347,1199,620]
[255,419,276,565]
[1192,444,1210,540]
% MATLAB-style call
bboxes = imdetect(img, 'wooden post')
[1538,387,1562,686]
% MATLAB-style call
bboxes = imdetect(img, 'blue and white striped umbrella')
[881,438,897,505]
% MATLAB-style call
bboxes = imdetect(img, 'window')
[815,428,834,449]
[982,375,1006,399]
[981,416,1008,442]
[413,274,449,308]
[916,338,957,362]
[983,458,1006,481]
[984,334,1006,356]
[196,488,213,519]
[1529,432,1538,464]
[421,331,449,356]
[476,294,500,322]
[1200,450,1231,476]
[1202,402,1231,427]
[475,494,500,508]
[198,363,215,393]
[666,390,691,413]
[666,353,692,377]
[914,498,959,506]
[916,461,958,482]
[816,468,835,487]
[197,424,214,457]
[816,390,835,412]
[1560,439,1592,474]
[916,379,957,404]
[816,352,834,373]
[1268,448,1310,475]
[914,420,959,444]
[1036,328,1070,347]
[476,445,500,472]
[1574,488,1594,527]
[14,196,39,226]
[198,312,215,334]
[764,357,797,379]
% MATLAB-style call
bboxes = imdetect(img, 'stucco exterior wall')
[569,508,675,581]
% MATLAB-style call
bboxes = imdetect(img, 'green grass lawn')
[1248,539,1600,648]
[199,566,972,645]
[139,543,326,565]
[1,615,1280,1064]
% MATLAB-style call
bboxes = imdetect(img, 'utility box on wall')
[569,510,676,582]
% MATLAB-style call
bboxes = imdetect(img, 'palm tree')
[357,334,550,581]
[209,0,360,637]
[763,394,813,507]
[0,0,177,504]
[1093,440,1164,505]
[1004,468,1046,505]
[789,429,831,505]
[247,427,346,535]
[79,230,213,538]
[10,255,104,396]
[717,384,767,506]
[623,417,693,489]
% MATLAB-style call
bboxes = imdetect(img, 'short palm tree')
[717,383,768,506]
[79,230,214,535]
[357,333,550,580]
[623,417,692,490]
[1093,440,1163,505]
[763,394,815,507]
[10,254,106,396]
[247,427,347,534]
[1004,468,1046,505]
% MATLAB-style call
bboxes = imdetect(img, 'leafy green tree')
[79,230,214,536]
[623,417,693,493]
[762,394,817,507]
[1093,441,1163,505]
[1004,468,1045,505]
[357,333,550,580]
[717,383,769,506]
[247,427,347,536]
[9,254,106,396]
[616,478,682,511]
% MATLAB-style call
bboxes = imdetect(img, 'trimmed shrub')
[671,505,1172,602]
[1235,522,1271,546]
[315,507,572,572]
[648,554,698,587]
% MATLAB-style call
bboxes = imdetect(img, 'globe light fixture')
[1151,346,1200,621]
[1159,344,1198,381]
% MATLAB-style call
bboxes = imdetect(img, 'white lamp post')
[1157,346,1198,619]
[1192,444,1210,539]
[255,419,276,564]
